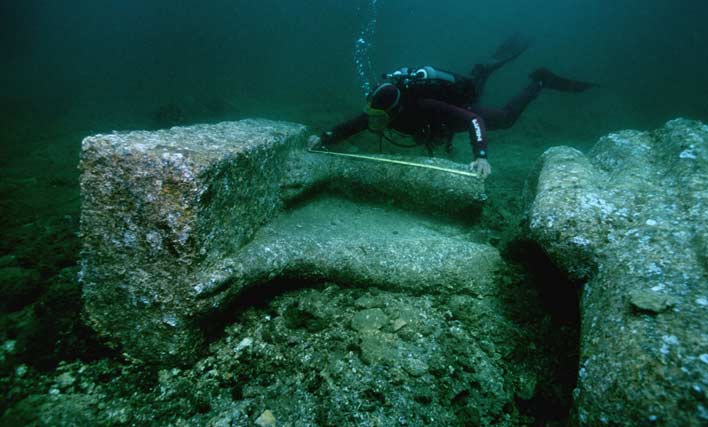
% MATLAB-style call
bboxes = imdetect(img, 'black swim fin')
[470,33,531,79]
[491,32,531,64]
[530,68,595,92]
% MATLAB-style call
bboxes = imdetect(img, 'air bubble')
[354,0,381,96]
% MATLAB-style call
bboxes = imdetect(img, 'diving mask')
[365,83,401,132]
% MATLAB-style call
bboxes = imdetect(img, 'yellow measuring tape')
[307,148,479,178]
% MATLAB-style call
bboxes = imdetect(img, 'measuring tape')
[307,148,479,178]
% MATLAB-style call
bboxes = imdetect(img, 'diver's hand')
[307,135,324,151]
[470,158,492,178]
[308,132,333,151]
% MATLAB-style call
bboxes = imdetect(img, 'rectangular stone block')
[79,120,307,364]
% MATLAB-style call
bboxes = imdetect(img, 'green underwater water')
[2,0,708,425]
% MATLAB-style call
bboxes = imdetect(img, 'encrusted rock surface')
[79,119,487,365]
[1,277,572,427]
[526,119,708,426]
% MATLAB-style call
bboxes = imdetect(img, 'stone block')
[79,119,489,365]
[526,119,708,426]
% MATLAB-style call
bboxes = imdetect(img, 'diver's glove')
[308,131,333,151]
[470,158,492,179]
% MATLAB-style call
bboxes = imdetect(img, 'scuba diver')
[308,34,593,178]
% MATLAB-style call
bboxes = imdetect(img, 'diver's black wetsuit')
[322,68,542,159]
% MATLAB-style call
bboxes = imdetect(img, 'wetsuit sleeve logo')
[472,118,483,142]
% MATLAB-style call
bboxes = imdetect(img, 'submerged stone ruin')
[526,119,708,426]
[79,119,488,366]
[80,119,568,425]
[77,117,707,426]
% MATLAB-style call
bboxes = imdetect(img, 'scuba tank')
[381,65,476,107]
[382,66,457,88]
